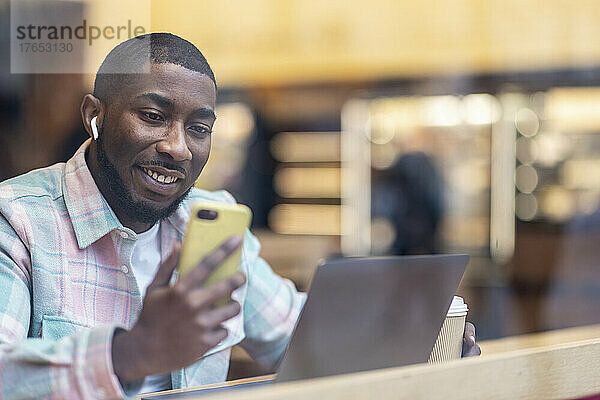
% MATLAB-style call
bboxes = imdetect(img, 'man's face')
[94,62,216,227]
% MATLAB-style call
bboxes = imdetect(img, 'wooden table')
[143,324,600,400]
[480,324,600,355]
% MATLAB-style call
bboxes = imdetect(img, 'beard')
[95,130,191,227]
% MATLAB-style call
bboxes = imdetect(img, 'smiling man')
[0,33,479,399]
[0,33,306,398]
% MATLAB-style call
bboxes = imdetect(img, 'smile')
[141,167,180,184]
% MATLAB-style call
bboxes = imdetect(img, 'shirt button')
[121,265,129,274]
[119,231,129,239]
[96,388,106,398]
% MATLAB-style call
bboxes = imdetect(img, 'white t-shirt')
[130,223,172,394]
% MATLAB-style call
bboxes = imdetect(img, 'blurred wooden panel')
[149,0,600,86]
[268,204,342,236]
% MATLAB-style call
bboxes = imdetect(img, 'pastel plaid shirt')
[0,140,305,399]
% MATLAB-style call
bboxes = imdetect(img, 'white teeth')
[142,167,178,184]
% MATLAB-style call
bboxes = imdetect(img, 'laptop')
[143,254,468,398]
[275,254,469,382]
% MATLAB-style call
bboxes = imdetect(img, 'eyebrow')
[136,92,216,120]
[137,93,173,109]
[192,107,217,121]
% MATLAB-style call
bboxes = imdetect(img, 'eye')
[141,111,164,122]
[188,125,212,137]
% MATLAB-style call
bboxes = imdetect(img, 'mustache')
[141,160,187,175]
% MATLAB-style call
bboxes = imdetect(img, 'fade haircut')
[93,32,216,103]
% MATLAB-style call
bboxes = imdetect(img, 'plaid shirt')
[0,140,305,399]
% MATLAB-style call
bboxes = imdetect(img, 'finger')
[201,327,228,347]
[462,343,482,357]
[464,321,476,345]
[196,302,242,330]
[188,272,246,309]
[147,242,181,291]
[181,235,242,289]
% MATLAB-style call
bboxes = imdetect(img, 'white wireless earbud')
[90,116,99,140]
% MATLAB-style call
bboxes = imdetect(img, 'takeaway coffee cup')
[428,296,468,363]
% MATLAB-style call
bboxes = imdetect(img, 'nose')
[156,123,193,162]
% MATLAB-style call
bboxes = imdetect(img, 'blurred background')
[3,0,600,378]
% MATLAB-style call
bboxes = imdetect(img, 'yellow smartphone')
[178,201,252,290]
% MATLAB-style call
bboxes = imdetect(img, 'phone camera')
[197,209,218,220]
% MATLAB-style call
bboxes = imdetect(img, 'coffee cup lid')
[447,296,468,317]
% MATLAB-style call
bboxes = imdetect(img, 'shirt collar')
[63,139,190,249]
[165,207,188,237]
[63,140,123,249]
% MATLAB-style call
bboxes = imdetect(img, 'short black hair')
[93,32,216,102]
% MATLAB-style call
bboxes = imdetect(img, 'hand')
[461,321,481,357]
[111,235,246,383]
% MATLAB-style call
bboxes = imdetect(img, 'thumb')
[147,242,181,291]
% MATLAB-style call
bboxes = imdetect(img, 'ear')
[80,94,104,140]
